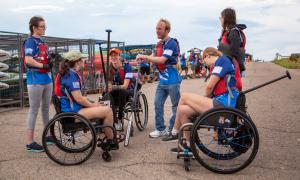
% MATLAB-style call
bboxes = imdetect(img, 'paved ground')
[0,62,299,180]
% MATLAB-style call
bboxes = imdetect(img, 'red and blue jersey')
[155,38,182,85]
[211,55,241,107]
[54,69,83,112]
[24,36,52,85]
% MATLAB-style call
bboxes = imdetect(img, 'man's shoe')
[149,129,169,138]
[162,134,178,142]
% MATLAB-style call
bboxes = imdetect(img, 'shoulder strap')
[228,27,246,48]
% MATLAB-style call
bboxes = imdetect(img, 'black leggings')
[110,89,132,120]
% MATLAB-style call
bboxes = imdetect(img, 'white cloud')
[12,5,65,13]
[1,0,300,60]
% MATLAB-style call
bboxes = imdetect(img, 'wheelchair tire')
[124,116,133,147]
[133,92,148,131]
[42,112,96,165]
[190,107,259,174]
[102,151,112,162]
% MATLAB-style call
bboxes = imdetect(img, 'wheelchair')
[42,95,122,165]
[100,84,148,147]
[176,70,291,174]
[42,72,148,165]
[102,66,149,147]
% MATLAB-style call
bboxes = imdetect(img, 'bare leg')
[79,106,114,139]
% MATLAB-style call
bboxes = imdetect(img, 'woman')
[107,48,136,130]
[55,51,117,149]
[24,16,53,152]
[162,48,241,152]
[218,8,247,73]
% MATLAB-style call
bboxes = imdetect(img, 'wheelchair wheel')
[124,114,134,147]
[184,157,191,171]
[190,107,259,174]
[133,92,148,131]
[42,112,96,165]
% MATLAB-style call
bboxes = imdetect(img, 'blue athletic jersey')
[24,36,52,85]
[60,69,83,112]
[140,62,150,68]
[180,56,186,67]
[212,55,239,107]
[124,62,132,72]
[159,38,182,85]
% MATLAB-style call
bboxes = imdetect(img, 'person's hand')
[136,54,148,62]
[42,61,53,69]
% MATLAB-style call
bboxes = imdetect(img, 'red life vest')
[155,41,167,71]
[155,38,180,71]
[54,73,63,96]
[210,58,242,96]
[110,67,125,85]
[22,37,50,73]
[54,70,83,97]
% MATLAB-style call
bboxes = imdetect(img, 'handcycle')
[176,70,292,174]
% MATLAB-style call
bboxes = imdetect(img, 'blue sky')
[1,0,300,60]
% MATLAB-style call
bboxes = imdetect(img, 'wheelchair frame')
[176,70,291,174]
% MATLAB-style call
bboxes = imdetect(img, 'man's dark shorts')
[140,67,150,75]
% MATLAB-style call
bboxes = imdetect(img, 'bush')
[273,58,300,69]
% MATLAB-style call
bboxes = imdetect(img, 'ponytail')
[59,60,77,75]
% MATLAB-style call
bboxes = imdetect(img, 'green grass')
[273,58,300,69]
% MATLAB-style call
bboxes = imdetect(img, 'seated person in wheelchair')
[54,50,117,148]
[107,48,141,128]
[163,47,242,149]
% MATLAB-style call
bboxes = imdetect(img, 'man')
[140,61,151,83]
[136,18,182,138]
[179,53,188,79]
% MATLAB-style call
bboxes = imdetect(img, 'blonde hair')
[158,18,171,32]
[203,47,222,58]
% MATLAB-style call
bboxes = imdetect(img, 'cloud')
[89,12,124,17]
[1,0,300,60]
[11,5,64,13]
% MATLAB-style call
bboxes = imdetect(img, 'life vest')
[210,58,242,96]
[110,67,125,85]
[22,37,50,73]
[54,70,83,98]
[155,38,180,71]
[220,27,246,49]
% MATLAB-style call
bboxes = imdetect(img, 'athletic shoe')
[149,128,169,138]
[46,136,54,145]
[26,142,44,152]
[170,147,193,155]
[162,134,178,142]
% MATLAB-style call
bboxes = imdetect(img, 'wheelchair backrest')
[52,95,62,114]
[236,93,247,113]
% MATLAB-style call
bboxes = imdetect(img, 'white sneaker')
[149,128,169,138]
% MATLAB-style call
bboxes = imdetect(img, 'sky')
[0,0,300,60]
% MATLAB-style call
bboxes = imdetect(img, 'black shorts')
[140,67,150,75]
[181,66,187,70]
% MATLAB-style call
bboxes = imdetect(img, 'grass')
[272,58,300,69]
